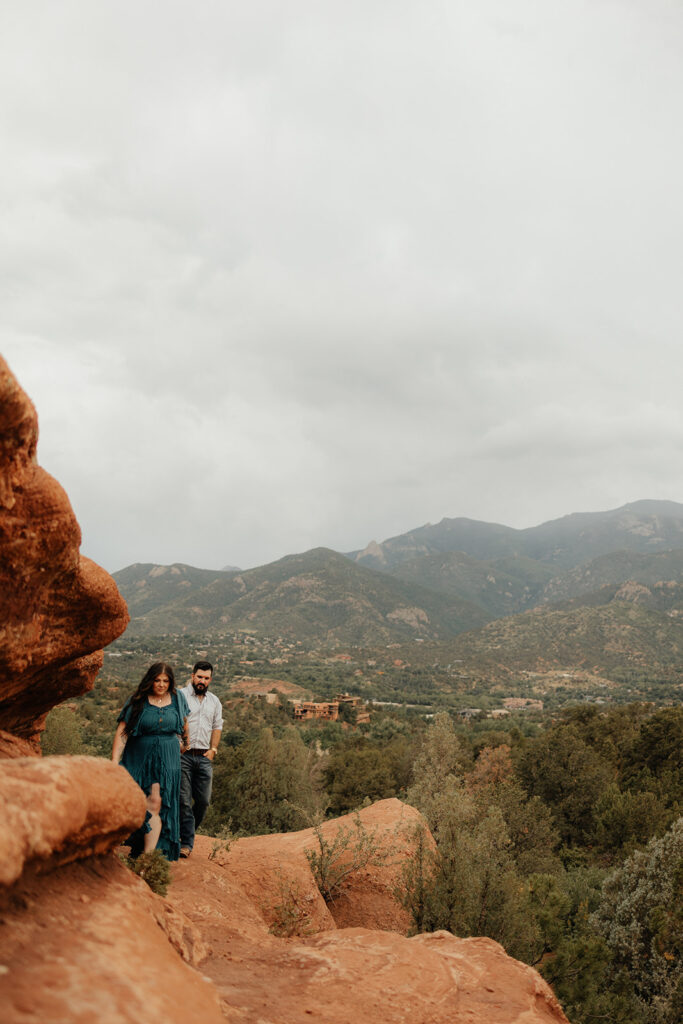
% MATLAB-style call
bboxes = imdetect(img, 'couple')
[111,660,223,861]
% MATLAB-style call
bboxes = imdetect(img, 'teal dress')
[118,691,189,861]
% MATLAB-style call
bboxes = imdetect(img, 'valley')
[104,500,683,716]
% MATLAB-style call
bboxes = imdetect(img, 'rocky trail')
[1,797,568,1024]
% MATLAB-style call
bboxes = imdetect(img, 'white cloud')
[2,1,683,570]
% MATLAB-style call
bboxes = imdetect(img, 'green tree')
[41,706,91,756]
[466,745,561,876]
[398,790,540,961]
[540,865,640,1024]
[591,817,683,1024]
[324,738,396,814]
[233,726,321,833]
[516,726,613,846]
[204,726,322,835]
[623,707,683,817]
[402,715,541,961]
[406,712,469,829]
[593,784,667,856]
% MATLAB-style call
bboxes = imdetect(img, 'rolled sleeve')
[212,697,223,732]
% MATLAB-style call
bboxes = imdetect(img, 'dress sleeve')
[177,691,190,721]
[117,700,132,725]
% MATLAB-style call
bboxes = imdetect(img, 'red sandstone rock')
[0,854,224,1024]
[0,755,147,886]
[0,729,36,759]
[0,356,129,748]
[0,796,569,1024]
[208,797,424,935]
[163,800,569,1023]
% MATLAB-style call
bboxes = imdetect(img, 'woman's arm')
[179,716,190,752]
[111,721,128,763]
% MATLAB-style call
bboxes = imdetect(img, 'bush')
[266,872,316,938]
[119,850,171,897]
[590,817,683,1024]
[305,813,389,903]
[41,706,90,756]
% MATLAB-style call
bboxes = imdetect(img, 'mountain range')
[112,501,683,668]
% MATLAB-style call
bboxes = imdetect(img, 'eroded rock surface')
[208,797,422,935]
[0,356,129,750]
[1,799,568,1024]
[0,854,224,1024]
[0,756,146,886]
[164,801,569,1024]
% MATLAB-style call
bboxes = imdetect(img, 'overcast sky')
[2,1,683,572]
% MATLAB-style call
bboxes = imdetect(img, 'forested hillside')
[113,504,683,689]
[115,548,488,642]
[44,686,682,1024]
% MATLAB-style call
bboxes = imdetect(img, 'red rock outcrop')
[1,799,569,1024]
[208,797,424,935]
[0,853,224,1023]
[0,355,129,751]
[0,755,146,886]
[164,801,569,1024]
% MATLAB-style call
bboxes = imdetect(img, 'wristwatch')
[210,746,218,754]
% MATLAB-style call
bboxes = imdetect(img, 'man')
[179,660,223,858]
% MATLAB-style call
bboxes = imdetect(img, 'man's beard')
[192,682,208,695]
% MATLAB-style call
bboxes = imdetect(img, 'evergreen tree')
[591,817,683,1024]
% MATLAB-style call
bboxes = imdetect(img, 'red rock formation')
[0,755,146,886]
[0,799,569,1024]
[208,797,423,935]
[163,801,569,1024]
[0,853,224,1024]
[0,356,129,751]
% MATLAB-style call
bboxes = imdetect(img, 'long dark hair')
[123,662,176,735]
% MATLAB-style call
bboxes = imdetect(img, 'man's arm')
[204,695,223,760]
[205,728,221,760]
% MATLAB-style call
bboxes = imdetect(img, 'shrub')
[266,872,316,938]
[590,817,683,1024]
[119,850,171,897]
[305,813,389,903]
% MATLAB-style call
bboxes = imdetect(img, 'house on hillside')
[456,707,482,721]
[502,697,544,711]
[291,700,340,722]
[335,693,371,725]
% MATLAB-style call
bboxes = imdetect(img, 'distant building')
[457,707,482,720]
[335,693,371,724]
[502,697,544,711]
[291,700,340,722]
[290,693,371,725]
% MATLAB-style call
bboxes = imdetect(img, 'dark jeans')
[180,751,213,850]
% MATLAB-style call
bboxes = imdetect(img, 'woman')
[112,662,189,861]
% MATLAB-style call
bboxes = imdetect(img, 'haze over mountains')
[113,501,683,658]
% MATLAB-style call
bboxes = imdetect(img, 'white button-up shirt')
[180,684,223,749]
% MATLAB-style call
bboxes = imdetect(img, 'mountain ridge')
[349,499,683,571]
[112,501,683,657]
[116,547,488,643]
